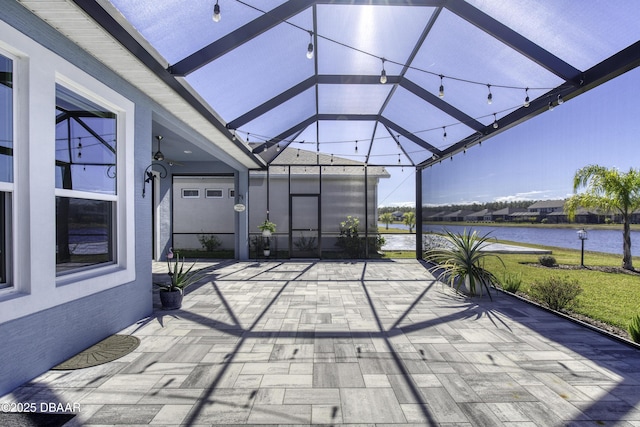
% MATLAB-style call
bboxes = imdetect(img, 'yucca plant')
[628,314,640,343]
[424,229,503,300]
[156,251,207,293]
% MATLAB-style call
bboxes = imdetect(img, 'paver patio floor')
[4,259,640,426]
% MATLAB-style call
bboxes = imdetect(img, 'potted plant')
[258,219,277,237]
[155,249,207,309]
[424,229,503,299]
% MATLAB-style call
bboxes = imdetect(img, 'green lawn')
[481,244,640,331]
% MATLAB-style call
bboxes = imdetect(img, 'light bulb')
[524,88,530,107]
[213,1,221,22]
[438,75,444,98]
[548,101,554,111]
[557,94,564,104]
[379,59,387,84]
[276,143,280,152]
[355,141,358,153]
[442,127,447,141]
[492,114,499,129]
[487,85,493,104]
[306,42,314,59]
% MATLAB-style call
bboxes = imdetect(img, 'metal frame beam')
[169,0,316,76]
[418,41,640,168]
[71,0,264,167]
[399,78,484,131]
[446,0,582,83]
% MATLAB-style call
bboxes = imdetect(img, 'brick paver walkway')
[4,260,640,425]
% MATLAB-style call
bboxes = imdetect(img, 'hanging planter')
[258,219,276,237]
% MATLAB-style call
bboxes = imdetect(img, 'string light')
[77,137,82,159]
[355,140,358,153]
[296,148,300,157]
[379,58,387,84]
[492,113,499,129]
[276,142,280,151]
[306,31,314,60]
[442,126,447,141]
[331,154,334,164]
[222,1,557,100]
[212,0,221,22]
[548,100,554,111]
[438,75,445,98]
[487,84,493,104]
[398,154,401,164]
[557,94,564,105]
[524,88,530,107]
[231,129,236,140]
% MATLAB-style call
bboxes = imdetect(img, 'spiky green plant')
[628,314,640,343]
[156,252,207,293]
[425,229,504,299]
[501,272,522,293]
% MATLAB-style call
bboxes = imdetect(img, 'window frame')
[0,49,14,290]
[54,83,119,276]
[53,73,135,287]
[205,188,224,199]
[182,189,200,199]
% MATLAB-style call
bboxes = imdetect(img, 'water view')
[421,224,640,257]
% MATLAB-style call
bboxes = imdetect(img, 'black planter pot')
[159,289,183,310]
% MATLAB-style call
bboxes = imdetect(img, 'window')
[228,189,235,198]
[55,85,117,274]
[182,189,200,198]
[0,54,12,183]
[0,53,13,288]
[206,189,223,198]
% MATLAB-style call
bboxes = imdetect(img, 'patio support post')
[416,167,422,260]
[364,165,369,259]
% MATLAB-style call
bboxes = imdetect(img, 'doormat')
[52,334,140,370]
[0,412,75,427]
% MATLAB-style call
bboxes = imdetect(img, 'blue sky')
[378,65,640,207]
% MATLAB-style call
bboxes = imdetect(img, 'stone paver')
[3,259,640,426]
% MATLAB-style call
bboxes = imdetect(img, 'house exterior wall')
[171,175,236,250]
[249,171,381,253]
[0,3,227,395]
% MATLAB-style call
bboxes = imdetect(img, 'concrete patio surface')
[3,259,640,426]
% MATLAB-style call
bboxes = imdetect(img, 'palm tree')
[379,212,394,230]
[403,211,416,233]
[565,165,640,271]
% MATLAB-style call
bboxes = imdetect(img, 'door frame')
[289,194,321,258]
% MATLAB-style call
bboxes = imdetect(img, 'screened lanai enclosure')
[58,0,640,259]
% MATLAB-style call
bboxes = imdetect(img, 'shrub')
[198,234,222,252]
[336,215,363,257]
[501,273,522,293]
[628,314,640,343]
[538,255,557,267]
[529,275,582,311]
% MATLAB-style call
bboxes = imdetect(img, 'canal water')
[421,224,640,257]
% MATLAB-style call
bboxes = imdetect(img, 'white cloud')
[493,190,554,203]
[379,201,415,208]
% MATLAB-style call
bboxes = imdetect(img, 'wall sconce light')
[153,135,165,161]
[142,163,167,198]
